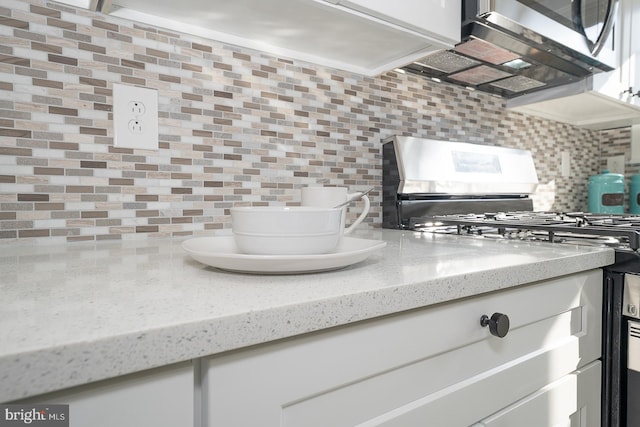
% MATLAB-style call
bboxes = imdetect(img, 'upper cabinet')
[508,0,640,130]
[58,0,460,77]
[329,0,460,43]
[618,0,640,108]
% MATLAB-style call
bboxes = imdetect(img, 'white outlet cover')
[113,83,158,150]
[561,151,570,177]
[606,155,625,174]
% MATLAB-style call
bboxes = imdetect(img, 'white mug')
[301,186,370,235]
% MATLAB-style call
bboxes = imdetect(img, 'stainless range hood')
[403,0,618,99]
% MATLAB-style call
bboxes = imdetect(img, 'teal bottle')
[630,175,640,214]
[588,170,624,214]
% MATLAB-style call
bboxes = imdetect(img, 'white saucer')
[181,236,386,274]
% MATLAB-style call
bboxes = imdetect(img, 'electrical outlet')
[561,151,570,177]
[607,155,625,174]
[113,83,158,150]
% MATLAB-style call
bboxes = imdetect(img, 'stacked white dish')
[182,187,385,274]
[230,206,344,255]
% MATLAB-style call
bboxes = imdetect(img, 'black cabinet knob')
[480,313,510,338]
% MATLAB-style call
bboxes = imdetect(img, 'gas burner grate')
[411,212,640,251]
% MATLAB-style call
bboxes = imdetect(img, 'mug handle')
[343,194,370,235]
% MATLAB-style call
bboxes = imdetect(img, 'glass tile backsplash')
[0,0,619,242]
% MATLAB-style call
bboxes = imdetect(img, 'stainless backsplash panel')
[383,136,538,195]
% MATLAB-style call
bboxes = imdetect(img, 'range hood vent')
[403,0,617,99]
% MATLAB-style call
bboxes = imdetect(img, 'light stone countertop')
[0,228,615,402]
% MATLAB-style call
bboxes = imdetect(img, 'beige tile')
[0,0,605,242]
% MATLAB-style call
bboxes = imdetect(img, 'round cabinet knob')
[480,313,510,338]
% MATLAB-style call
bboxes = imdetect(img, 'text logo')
[0,405,68,427]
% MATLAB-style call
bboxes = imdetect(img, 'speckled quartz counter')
[0,228,614,402]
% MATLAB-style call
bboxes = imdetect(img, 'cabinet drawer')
[15,362,194,427]
[204,270,602,427]
[474,360,601,427]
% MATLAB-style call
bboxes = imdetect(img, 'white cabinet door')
[334,0,460,44]
[101,0,459,77]
[203,270,602,427]
[626,0,640,107]
[594,0,640,105]
[474,360,601,427]
[16,362,194,427]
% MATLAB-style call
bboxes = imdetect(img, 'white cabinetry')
[77,0,460,77]
[203,270,602,426]
[473,361,601,427]
[328,0,460,44]
[15,362,194,427]
[591,0,640,107]
[619,0,640,108]
[8,270,603,427]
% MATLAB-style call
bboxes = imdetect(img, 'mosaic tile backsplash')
[0,0,614,242]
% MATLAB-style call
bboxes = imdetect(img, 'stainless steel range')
[382,135,640,427]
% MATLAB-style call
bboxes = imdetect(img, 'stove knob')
[629,304,638,316]
[480,313,510,338]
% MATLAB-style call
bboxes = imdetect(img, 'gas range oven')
[382,135,639,427]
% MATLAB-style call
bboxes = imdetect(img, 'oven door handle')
[571,0,619,56]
